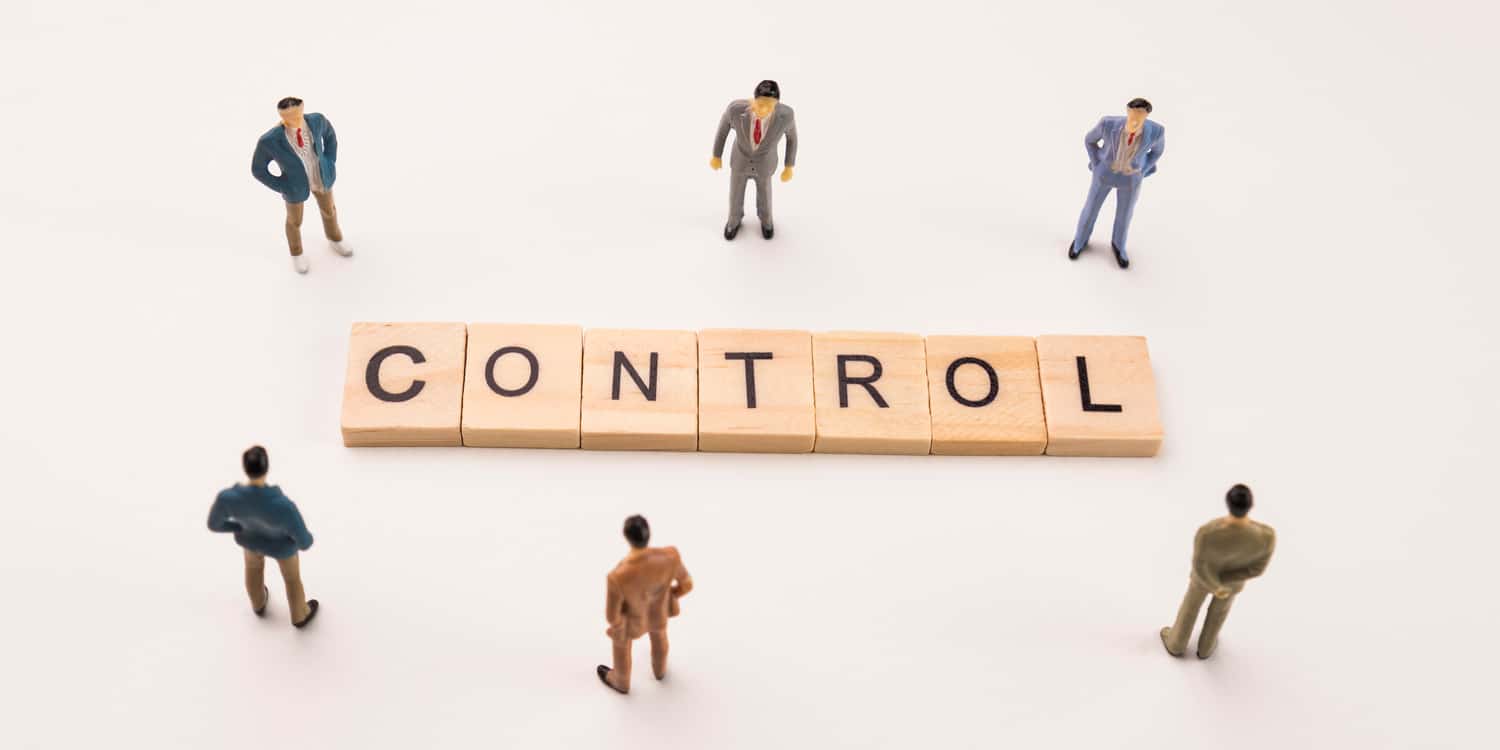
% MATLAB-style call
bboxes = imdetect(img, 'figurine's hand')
[780,166,794,183]
[710,157,723,171]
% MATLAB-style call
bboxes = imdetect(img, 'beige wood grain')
[581,329,698,451]
[925,336,1047,455]
[340,322,467,447]
[461,323,582,448]
[697,329,815,453]
[1036,335,1162,457]
[812,331,932,454]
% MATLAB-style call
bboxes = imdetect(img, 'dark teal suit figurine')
[1068,98,1165,269]
[251,97,353,274]
[207,446,320,627]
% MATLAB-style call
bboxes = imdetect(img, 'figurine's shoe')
[724,223,741,241]
[292,255,310,274]
[597,665,627,694]
[1111,243,1130,269]
[329,240,354,257]
[1068,241,1085,260]
[253,586,269,617]
[1160,627,1184,657]
[1196,641,1217,660]
[293,599,319,628]
[761,225,774,240]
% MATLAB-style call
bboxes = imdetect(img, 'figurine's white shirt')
[749,108,774,151]
[1110,125,1144,176]
[286,124,323,192]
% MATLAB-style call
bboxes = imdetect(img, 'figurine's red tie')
[753,118,762,146]
[296,128,304,148]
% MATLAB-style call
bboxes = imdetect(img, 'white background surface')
[1,1,1496,747]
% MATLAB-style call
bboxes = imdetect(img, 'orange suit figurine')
[597,515,693,694]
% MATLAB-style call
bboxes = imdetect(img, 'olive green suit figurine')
[1161,484,1276,659]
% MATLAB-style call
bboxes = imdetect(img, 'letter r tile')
[812,332,931,455]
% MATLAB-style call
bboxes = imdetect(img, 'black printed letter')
[365,345,426,403]
[485,346,540,397]
[836,354,888,408]
[612,351,658,401]
[945,357,999,408]
[1076,356,1122,412]
[724,352,773,408]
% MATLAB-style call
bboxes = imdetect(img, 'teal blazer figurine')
[1068,98,1165,269]
[251,111,337,203]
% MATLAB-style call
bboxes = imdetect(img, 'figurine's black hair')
[1127,97,1153,113]
[1226,484,1253,518]
[243,445,269,480]
[277,97,304,110]
[623,515,650,548]
[754,80,781,100]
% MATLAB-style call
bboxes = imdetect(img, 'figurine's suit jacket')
[250,112,338,204]
[1190,518,1275,594]
[714,100,798,173]
[1085,116,1165,185]
[606,546,692,642]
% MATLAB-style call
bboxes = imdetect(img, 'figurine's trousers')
[1072,173,1140,256]
[244,549,312,624]
[609,629,669,692]
[728,167,773,229]
[284,190,343,256]
[1164,578,1238,656]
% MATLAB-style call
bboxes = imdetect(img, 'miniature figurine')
[1068,98,1165,269]
[597,515,693,694]
[250,97,352,274]
[207,445,319,627]
[712,80,798,240]
[1160,484,1275,659]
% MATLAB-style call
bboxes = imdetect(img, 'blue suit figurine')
[207,445,320,627]
[1068,98,1165,269]
[250,97,352,274]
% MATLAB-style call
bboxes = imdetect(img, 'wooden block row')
[340,324,1163,457]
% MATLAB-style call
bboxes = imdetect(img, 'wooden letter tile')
[1036,335,1162,457]
[461,323,582,448]
[341,322,467,447]
[925,336,1047,455]
[812,332,932,454]
[698,329,815,453]
[581,329,698,451]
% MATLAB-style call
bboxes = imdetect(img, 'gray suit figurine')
[1161,484,1276,659]
[712,80,798,240]
[1068,98,1165,269]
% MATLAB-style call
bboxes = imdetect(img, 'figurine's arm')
[605,576,624,628]
[1084,118,1106,170]
[1143,127,1164,177]
[780,115,797,182]
[1190,527,1224,594]
[285,500,315,551]
[321,117,338,163]
[1223,530,1275,583]
[711,108,732,169]
[206,494,241,533]
[250,141,286,194]
[672,559,694,599]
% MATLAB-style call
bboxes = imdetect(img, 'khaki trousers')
[244,549,312,624]
[1164,578,1238,657]
[284,190,343,256]
[609,629,670,693]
